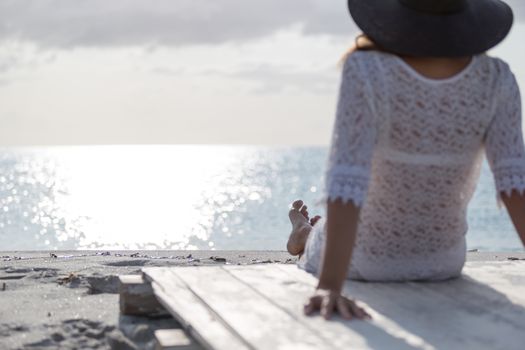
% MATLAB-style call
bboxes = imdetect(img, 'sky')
[0,0,524,146]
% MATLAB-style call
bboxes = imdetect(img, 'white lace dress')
[299,50,524,281]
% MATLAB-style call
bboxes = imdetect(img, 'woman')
[287,0,524,320]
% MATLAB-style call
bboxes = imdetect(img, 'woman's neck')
[398,55,473,80]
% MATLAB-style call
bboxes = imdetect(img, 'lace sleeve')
[325,53,378,206]
[484,63,525,198]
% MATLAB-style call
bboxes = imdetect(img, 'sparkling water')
[0,145,521,251]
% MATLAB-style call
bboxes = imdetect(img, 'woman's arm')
[304,199,371,320]
[303,53,375,321]
[501,190,525,247]
[317,199,359,291]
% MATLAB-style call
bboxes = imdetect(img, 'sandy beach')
[0,250,294,349]
[1,250,524,350]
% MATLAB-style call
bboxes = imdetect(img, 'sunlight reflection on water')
[0,145,521,251]
[0,146,325,250]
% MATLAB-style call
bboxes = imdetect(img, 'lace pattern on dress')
[324,53,378,205]
[484,60,525,199]
[492,161,525,196]
[301,51,524,281]
[325,165,370,206]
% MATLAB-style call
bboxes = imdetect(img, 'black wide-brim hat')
[347,0,514,57]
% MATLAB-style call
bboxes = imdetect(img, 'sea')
[0,145,521,251]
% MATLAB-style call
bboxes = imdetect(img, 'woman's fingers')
[304,296,321,315]
[336,298,353,320]
[321,294,336,320]
[346,298,372,320]
[304,292,372,321]
[358,306,372,320]
[303,301,314,315]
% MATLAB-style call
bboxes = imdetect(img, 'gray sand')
[0,250,294,350]
[1,250,524,349]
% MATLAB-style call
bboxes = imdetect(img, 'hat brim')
[348,0,514,57]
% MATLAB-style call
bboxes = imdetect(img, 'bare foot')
[287,200,320,256]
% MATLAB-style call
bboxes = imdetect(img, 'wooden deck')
[136,261,525,350]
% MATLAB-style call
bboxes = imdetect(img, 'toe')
[289,203,308,225]
[292,200,303,210]
[300,205,309,219]
[310,215,322,226]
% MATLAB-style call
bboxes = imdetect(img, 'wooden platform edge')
[154,329,201,350]
[118,274,169,317]
[142,267,252,350]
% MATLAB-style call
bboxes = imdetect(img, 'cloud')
[0,0,354,48]
[0,41,55,76]
[233,65,337,94]
[1,0,522,49]
[152,63,338,95]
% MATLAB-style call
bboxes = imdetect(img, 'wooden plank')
[154,329,200,350]
[462,261,525,304]
[228,264,433,350]
[173,266,334,350]
[275,263,448,330]
[144,263,525,350]
[119,274,167,316]
[274,263,525,350]
[400,261,525,350]
[142,267,250,350]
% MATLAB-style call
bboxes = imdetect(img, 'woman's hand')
[309,200,366,320]
[304,288,371,321]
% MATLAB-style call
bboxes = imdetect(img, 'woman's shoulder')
[340,50,386,79]
[475,54,509,75]
[342,50,385,67]
[481,54,510,71]
[342,50,420,77]
[479,55,519,97]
